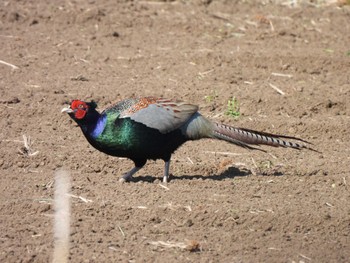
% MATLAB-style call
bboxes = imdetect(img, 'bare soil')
[1,1,350,262]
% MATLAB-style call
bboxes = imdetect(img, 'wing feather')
[120,97,198,134]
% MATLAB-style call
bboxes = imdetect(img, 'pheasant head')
[61,100,97,122]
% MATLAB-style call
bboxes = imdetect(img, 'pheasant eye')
[78,104,85,109]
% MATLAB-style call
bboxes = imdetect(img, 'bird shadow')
[130,166,252,183]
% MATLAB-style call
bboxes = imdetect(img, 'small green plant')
[204,90,218,103]
[225,97,240,119]
[324,48,334,53]
[259,160,273,169]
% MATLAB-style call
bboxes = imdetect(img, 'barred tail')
[213,122,316,151]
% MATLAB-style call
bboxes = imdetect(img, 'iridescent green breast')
[95,113,131,149]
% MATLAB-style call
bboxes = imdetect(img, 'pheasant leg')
[163,160,171,183]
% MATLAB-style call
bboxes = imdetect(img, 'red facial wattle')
[71,100,89,120]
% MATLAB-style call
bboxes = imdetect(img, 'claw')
[119,166,141,183]
[119,177,127,183]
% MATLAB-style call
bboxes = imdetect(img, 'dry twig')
[0,59,19,70]
[68,194,93,203]
[204,151,245,156]
[271,72,293,78]
[148,240,201,252]
[118,225,125,237]
[18,135,39,157]
[269,83,286,96]
[158,183,170,190]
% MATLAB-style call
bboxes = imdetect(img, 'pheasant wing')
[120,97,198,134]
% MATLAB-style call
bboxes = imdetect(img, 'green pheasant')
[62,97,312,183]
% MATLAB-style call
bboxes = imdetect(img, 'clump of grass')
[259,160,274,169]
[225,97,240,119]
[204,90,218,103]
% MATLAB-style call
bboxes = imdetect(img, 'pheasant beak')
[61,106,74,114]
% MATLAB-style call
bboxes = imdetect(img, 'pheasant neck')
[89,113,107,139]
[78,110,106,139]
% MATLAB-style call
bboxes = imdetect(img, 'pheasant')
[62,97,312,183]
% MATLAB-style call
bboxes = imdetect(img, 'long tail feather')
[213,122,317,152]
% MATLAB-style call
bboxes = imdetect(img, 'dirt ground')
[1,0,350,262]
